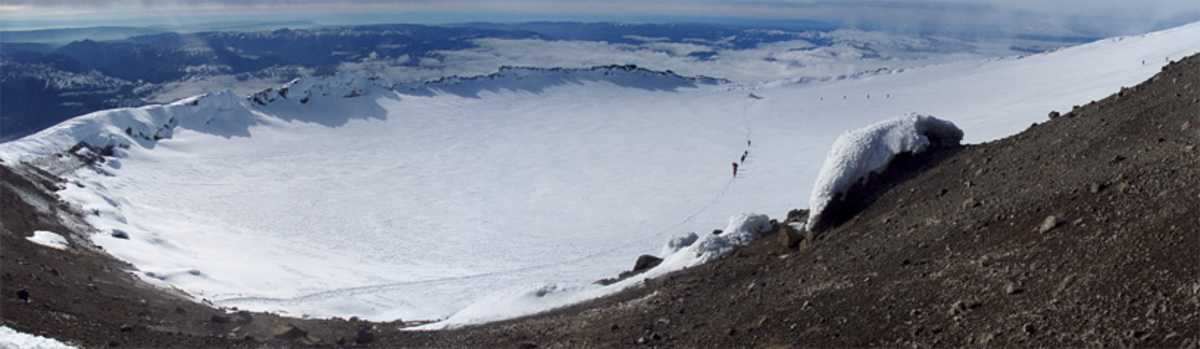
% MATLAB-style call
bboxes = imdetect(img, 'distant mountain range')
[0,21,1079,141]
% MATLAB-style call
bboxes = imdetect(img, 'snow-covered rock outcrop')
[658,213,775,267]
[0,90,256,167]
[806,114,962,231]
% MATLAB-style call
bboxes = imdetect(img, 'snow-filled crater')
[3,23,1197,326]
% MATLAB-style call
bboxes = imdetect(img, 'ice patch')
[0,326,76,349]
[26,230,69,250]
[806,114,962,231]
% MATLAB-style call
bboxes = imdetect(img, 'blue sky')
[3,1,1200,37]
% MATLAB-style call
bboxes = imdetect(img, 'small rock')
[1089,182,1105,194]
[950,301,966,315]
[632,255,663,273]
[232,311,253,324]
[518,341,538,349]
[111,229,129,240]
[272,323,308,340]
[950,300,981,315]
[962,198,980,209]
[1005,283,1024,295]
[355,325,375,344]
[777,223,803,249]
[785,209,810,223]
[1023,323,1037,336]
[976,332,995,345]
[1038,216,1063,233]
[119,324,134,332]
[16,288,29,303]
[712,229,724,235]
[1048,111,1061,119]
[209,314,231,324]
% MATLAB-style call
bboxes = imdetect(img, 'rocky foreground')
[3,54,1199,348]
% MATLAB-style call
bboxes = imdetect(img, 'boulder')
[785,209,810,224]
[354,325,375,344]
[777,223,804,249]
[632,255,663,273]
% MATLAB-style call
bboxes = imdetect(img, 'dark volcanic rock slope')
[1,55,1198,348]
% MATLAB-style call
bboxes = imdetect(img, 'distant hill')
[0,26,168,45]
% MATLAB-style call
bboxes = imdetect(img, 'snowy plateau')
[2,22,1199,329]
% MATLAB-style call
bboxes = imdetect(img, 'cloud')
[2,0,1199,37]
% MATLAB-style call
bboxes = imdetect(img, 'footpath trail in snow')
[1,22,1198,326]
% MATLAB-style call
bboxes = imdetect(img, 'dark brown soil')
[2,54,1199,348]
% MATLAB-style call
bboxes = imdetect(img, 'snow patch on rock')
[659,213,775,267]
[806,114,962,230]
[26,230,69,250]
[0,326,76,349]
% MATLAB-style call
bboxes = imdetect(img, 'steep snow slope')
[2,22,1198,326]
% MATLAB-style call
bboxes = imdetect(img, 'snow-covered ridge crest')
[0,72,399,167]
[806,114,962,231]
[0,89,258,167]
[249,71,394,106]
[397,64,729,97]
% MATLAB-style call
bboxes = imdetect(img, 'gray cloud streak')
[4,0,1199,37]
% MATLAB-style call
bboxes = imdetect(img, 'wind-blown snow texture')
[806,114,962,230]
[2,22,1199,327]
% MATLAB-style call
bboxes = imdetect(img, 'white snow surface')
[0,326,76,349]
[806,114,962,230]
[26,231,69,250]
[1,22,1199,327]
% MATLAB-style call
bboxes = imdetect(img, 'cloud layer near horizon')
[4,0,1200,37]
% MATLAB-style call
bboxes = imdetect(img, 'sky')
[3,0,1200,38]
